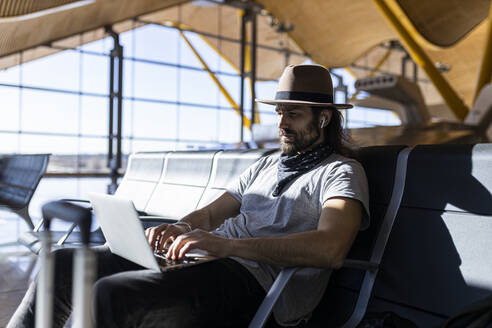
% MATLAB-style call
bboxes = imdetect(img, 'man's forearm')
[179,193,241,232]
[179,207,214,231]
[227,230,349,269]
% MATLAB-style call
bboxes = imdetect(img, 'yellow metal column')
[373,0,469,121]
[474,2,492,102]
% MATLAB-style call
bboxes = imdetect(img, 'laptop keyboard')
[154,251,199,265]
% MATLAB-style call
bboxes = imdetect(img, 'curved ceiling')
[0,0,490,115]
[256,0,490,109]
[0,0,188,59]
[397,0,489,47]
[0,0,80,17]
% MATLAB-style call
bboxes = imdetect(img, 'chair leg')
[15,207,35,230]
[57,222,78,246]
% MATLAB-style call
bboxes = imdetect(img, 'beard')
[279,118,320,156]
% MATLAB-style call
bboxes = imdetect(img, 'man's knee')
[93,275,133,326]
[93,276,120,309]
[93,276,114,326]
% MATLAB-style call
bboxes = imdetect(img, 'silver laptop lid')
[88,192,160,271]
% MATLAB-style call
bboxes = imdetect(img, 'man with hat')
[9,65,369,327]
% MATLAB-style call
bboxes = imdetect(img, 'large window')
[0,4,404,232]
[0,10,401,174]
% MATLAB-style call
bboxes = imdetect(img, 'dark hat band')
[275,91,333,103]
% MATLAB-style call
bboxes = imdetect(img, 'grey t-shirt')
[212,152,370,326]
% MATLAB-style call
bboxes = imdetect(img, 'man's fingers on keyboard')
[166,236,179,259]
[157,233,170,253]
[169,234,190,260]
[148,225,166,250]
[178,242,193,259]
[148,227,158,248]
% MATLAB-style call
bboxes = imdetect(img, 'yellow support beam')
[474,2,492,103]
[370,48,393,75]
[195,29,260,124]
[344,67,358,80]
[164,20,240,73]
[373,0,469,121]
[197,33,240,74]
[350,48,393,100]
[178,29,252,130]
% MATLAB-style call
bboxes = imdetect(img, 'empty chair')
[198,149,277,208]
[366,143,492,327]
[144,150,219,220]
[0,154,50,229]
[114,152,168,212]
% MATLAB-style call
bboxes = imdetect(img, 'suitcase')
[36,201,96,328]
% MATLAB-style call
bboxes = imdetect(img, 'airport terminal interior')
[1,0,492,327]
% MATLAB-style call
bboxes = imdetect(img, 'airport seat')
[114,152,169,212]
[197,148,277,208]
[19,152,169,253]
[140,149,275,228]
[364,143,492,327]
[22,144,492,327]
[22,149,274,253]
[251,144,492,327]
[249,145,411,327]
[0,154,50,229]
[144,150,220,220]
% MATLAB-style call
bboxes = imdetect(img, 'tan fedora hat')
[256,64,353,109]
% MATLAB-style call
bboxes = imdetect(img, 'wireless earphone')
[320,116,326,128]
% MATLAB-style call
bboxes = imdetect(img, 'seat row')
[17,144,492,327]
[94,144,492,327]
[115,148,276,219]
[308,143,492,327]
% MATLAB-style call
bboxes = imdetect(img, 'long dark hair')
[311,107,353,157]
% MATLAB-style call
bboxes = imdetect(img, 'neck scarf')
[273,143,333,197]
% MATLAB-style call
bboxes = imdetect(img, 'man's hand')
[145,223,189,253]
[144,192,241,254]
[166,229,231,260]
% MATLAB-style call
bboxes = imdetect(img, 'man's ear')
[320,110,333,128]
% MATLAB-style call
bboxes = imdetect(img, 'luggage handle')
[37,201,95,328]
[41,200,92,244]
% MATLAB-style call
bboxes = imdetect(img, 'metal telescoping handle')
[41,201,92,244]
[36,201,96,328]
[35,229,54,328]
[72,245,96,328]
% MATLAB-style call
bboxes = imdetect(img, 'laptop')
[87,192,217,272]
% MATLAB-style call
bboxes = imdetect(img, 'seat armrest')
[248,259,379,328]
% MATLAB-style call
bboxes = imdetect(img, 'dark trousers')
[8,245,270,328]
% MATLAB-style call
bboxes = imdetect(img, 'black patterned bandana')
[273,143,333,197]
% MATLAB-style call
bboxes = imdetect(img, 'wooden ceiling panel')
[397,0,489,47]
[0,0,79,17]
